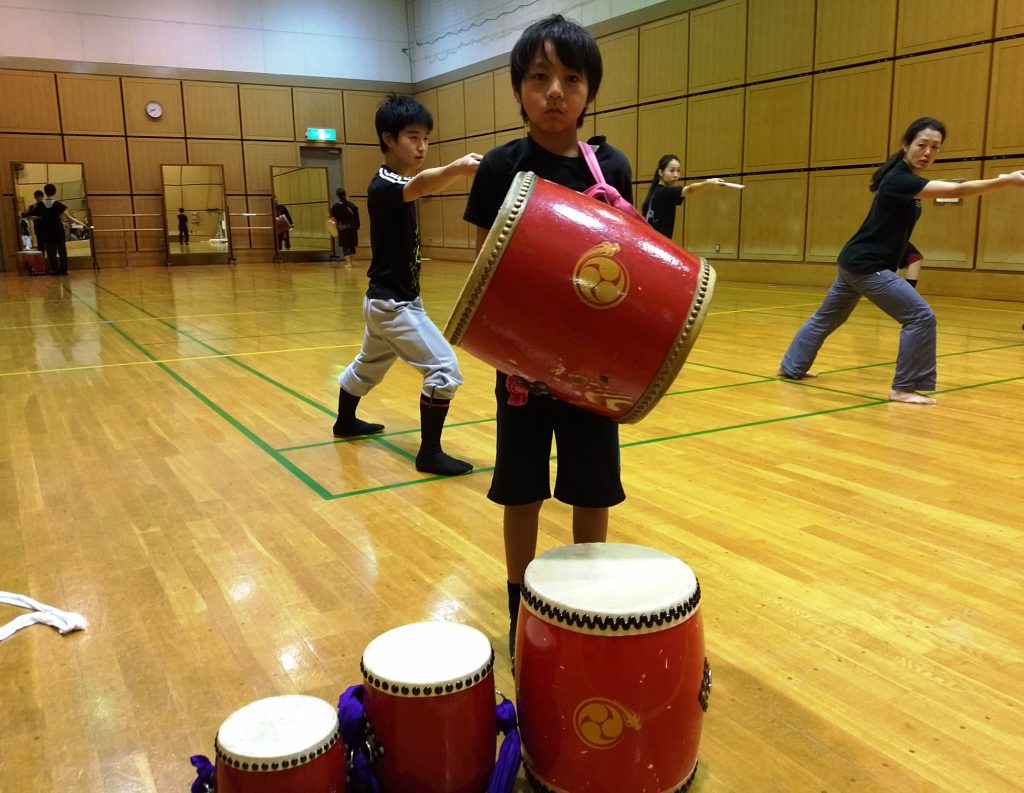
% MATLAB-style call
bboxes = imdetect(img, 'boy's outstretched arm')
[403,153,481,202]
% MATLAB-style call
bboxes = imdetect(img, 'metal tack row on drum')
[445,171,717,423]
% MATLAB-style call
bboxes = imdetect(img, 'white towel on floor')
[0,591,87,642]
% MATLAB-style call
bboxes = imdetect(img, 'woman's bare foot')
[776,368,818,380]
[889,390,936,405]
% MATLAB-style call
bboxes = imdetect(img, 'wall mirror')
[270,166,333,257]
[12,162,94,269]
[161,164,230,264]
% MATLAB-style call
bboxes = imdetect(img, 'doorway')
[300,147,344,201]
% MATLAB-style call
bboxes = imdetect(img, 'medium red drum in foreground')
[215,694,345,793]
[445,171,715,423]
[516,543,711,793]
[361,621,497,793]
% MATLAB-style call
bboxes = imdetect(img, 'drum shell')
[363,671,497,793]
[516,606,706,793]
[445,173,715,423]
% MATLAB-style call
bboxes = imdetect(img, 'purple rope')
[488,697,522,793]
[189,754,215,792]
[338,685,381,793]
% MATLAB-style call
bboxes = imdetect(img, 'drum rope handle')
[490,694,523,793]
[338,685,384,792]
[188,754,215,792]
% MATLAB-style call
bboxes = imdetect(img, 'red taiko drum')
[361,621,497,793]
[214,694,345,793]
[445,171,716,423]
[516,543,711,793]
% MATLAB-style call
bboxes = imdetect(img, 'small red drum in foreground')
[445,171,716,423]
[516,543,711,793]
[214,694,345,793]
[361,621,497,793]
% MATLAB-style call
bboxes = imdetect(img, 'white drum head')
[523,543,700,633]
[362,621,494,696]
[216,694,339,768]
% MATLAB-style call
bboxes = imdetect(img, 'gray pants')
[339,296,463,400]
[780,268,936,392]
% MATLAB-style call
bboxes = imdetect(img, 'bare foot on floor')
[776,368,818,380]
[888,390,937,405]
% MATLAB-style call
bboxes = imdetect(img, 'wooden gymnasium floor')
[1,260,1022,793]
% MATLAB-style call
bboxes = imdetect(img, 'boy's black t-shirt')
[34,200,68,239]
[838,160,928,274]
[366,166,420,301]
[464,135,633,232]
[643,183,684,238]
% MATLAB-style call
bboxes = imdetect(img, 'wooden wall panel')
[805,169,874,262]
[240,85,294,141]
[441,196,472,248]
[293,88,345,143]
[89,196,134,256]
[743,77,811,171]
[63,137,129,195]
[638,100,687,183]
[977,157,1024,271]
[0,71,60,134]
[639,14,688,103]
[911,162,982,270]
[466,134,495,165]
[132,195,167,253]
[0,135,65,194]
[595,108,638,181]
[686,88,744,176]
[896,0,996,54]
[183,82,241,139]
[436,83,466,141]
[739,173,808,260]
[815,0,897,70]
[892,45,991,159]
[415,88,439,135]
[437,141,470,195]
[493,129,524,147]
[811,62,893,167]
[464,73,495,136]
[986,39,1024,155]
[128,138,188,194]
[243,142,298,195]
[343,145,383,198]
[996,0,1024,34]
[492,68,522,132]
[747,0,815,81]
[187,140,245,194]
[418,196,443,247]
[683,180,742,258]
[596,29,639,111]
[123,78,184,138]
[344,91,388,146]
[689,0,747,92]
[57,74,124,135]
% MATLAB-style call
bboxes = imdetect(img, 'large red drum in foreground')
[214,694,345,793]
[361,621,497,793]
[516,543,711,793]
[445,171,716,423]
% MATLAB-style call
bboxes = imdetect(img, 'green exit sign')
[306,128,337,141]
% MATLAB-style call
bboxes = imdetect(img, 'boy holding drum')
[463,15,633,656]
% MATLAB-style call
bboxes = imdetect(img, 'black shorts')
[487,373,625,508]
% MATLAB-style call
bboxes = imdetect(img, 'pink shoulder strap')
[578,141,644,222]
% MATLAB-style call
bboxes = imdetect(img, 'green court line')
[279,416,496,453]
[66,280,1024,502]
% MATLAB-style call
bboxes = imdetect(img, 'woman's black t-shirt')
[643,183,684,238]
[838,160,928,274]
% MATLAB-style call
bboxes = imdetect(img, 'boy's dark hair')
[375,94,433,153]
[33,190,44,199]
[43,183,57,197]
[510,14,603,128]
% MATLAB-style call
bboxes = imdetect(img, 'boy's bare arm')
[403,153,481,202]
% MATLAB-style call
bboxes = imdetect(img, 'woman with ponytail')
[641,154,726,238]
[778,117,1024,404]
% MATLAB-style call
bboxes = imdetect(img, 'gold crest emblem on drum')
[573,698,641,749]
[571,242,629,309]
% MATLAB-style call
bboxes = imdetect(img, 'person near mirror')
[330,188,361,268]
[274,203,293,250]
[21,189,46,251]
[177,207,190,247]
[33,183,70,276]
[331,94,481,477]
[640,154,727,239]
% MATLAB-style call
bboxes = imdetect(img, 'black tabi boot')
[415,393,472,476]
[332,387,384,437]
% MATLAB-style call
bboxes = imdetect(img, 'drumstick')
[720,182,745,189]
